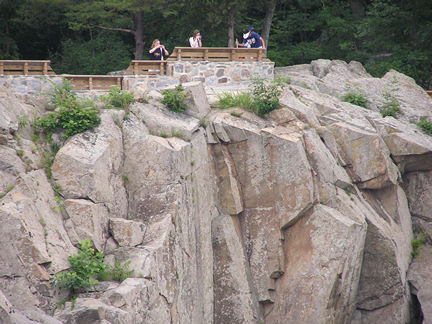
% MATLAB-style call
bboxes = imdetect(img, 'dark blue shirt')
[243,32,262,48]
[150,47,166,60]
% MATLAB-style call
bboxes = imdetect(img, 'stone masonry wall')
[167,61,275,90]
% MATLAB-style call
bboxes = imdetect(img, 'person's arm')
[149,46,159,54]
[235,39,245,47]
[260,37,266,49]
[161,45,169,56]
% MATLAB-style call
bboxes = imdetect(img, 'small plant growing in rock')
[171,130,183,138]
[417,117,432,135]
[199,117,207,129]
[380,89,401,118]
[411,233,427,258]
[52,240,108,293]
[342,92,368,108]
[110,261,134,282]
[33,78,100,140]
[216,75,288,117]
[250,74,288,117]
[217,92,253,110]
[101,86,135,110]
[161,85,187,113]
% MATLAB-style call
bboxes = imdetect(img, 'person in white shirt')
[189,30,202,48]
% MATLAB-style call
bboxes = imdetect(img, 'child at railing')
[149,39,169,60]
[189,30,202,48]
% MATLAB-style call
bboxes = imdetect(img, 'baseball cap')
[248,26,255,31]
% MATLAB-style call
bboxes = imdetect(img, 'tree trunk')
[262,0,277,52]
[134,10,144,59]
[5,23,10,56]
[227,12,235,47]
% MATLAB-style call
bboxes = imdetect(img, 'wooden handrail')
[427,90,432,98]
[0,60,55,75]
[62,75,123,90]
[126,60,167,75]
[167,47,269,62]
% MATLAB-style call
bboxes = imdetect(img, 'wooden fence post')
[204,49,208,61]
[89,77,93,90]
[43,62,48,75]
[24,62,28,75]
[0,62,3,75]
[160,61,165,75]
[177,49,182,61]
[134,61,138,75]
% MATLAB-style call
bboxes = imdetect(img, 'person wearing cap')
[235,26,266,49]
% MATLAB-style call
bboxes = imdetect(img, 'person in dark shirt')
[236,26,266,49]
[149,39,169,60]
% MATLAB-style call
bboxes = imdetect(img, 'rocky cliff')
[1,59,432,323]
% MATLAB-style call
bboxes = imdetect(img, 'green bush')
[216,75,288,117]
[51,240,108,293]
[380,89,401,118]
[101,86,135,110]
[33,79,100,140]
[251,75,289,117]
[411,233,427,258]
[342,92,368,108]
[161,85,187,113]
[417,117,432,135]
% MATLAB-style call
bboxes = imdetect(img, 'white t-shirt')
[189,37,201,48]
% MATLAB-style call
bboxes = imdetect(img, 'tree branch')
[95,25,135,35]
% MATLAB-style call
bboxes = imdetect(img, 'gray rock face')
[1,60,431,323]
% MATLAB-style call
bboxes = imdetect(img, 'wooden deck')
[167,47,269,62]
[0,60,55,75]
[62,75,123,90]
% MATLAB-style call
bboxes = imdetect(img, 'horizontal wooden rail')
[125,60,167,75]
[62,75,122,90]
[427,90,432,98]
[0,60,55,75]
[167,47,269,62]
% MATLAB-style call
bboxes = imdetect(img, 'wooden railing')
[62,75,123,90]
[0,60,55,75]
[427,90,432,98]
[167,47,268,62]
[125,60,167,75]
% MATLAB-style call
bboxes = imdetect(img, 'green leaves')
[101,86,135,110]
[342,92,368,108]
[161,85,188,113]
[52,240,108,293]
[250,75,288,117]
[33,78,100,140]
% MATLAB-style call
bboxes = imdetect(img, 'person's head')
[193,29,201,39]
[242,29,250,40]
[248,26,255,32]
[151,39,160,48]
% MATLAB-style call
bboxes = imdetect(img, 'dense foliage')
[1,0,431,88]
[33,79,100,139]
[161,85,188,113]
[342,92,368,109]
[51,240,108,293]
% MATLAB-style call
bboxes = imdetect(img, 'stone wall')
[166,61,274,91]
[0,75,63,96]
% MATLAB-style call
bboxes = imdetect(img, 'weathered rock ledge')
[0,59,431,323]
